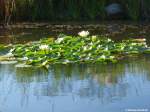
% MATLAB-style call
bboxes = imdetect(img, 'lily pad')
[15,64,32,68]
[0,32,149,68]
[0,61,18,64]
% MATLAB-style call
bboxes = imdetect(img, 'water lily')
[88,53,91,57]
[92,35,97,41]
[6,52,13,57]
[89,42,93,46]
[55,37,64,43]
[57,52,61,56]
[107,38,111,42]
[100,55,106,59]
[85,57,90,60]
[104,47,108,51]
[78,31,89,37]
[134,38,146,42]
[63,59,70,63]
[42,60,48,66]
[5,33,150,67]
[131,43,137,46]
[144,44,148,48]
[83,46,88,51]
[21,57,28,61]
[129,46,133,49]
[109,56,114,59]
[121,46,125,50]
[25,49,29,52]
[39,45,49,50]
[49,47,53,50]
[89,46,92,50]
[9,48,15,53]
[97,45,101,48]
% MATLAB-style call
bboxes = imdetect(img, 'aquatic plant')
[1,0,150,22]
[0,31,149,68]
[121,0,140,20]
[78,31,89,37]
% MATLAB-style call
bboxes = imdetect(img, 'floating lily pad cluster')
[1,31,150,68]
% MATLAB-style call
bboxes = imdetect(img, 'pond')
[0,57,150,112]
[0,22,150,112]
[0,22,150,44]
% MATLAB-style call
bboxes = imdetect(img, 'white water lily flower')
[88,53,91,57]
[142,42,147,45]
[73,53,76,55]
[42,60,48,66]
[57,52,61,56]
[92,35,97,41]
[100,55,106,59]
[83,46,88,51]
[29,59,33,62]
[110,56,115,59]
[78,31,89,37]
[38,57,42,60]
[9,48,15,53]
[129,46,133,49]
[85,57,90,60]
[21,57,28,61]
[6,52,13,57]
[143,38,146,41]
[131,43,137,46]
[90,46,93,50]
[107,38,111,42]
[64,59,70,63]
[104,47,108,51]
[97,45,101,48]
[55,37,64,43]
[25,49,29,52]
[49,47,52,50]
[23,57,28,60]
[141,42,147,47]
[92,35,96,38]
[39,45,49,50]
[89,42,93,46]
[145,44,148,48]
[135,38,146,42]
[121,46,124,50]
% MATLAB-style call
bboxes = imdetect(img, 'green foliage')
[121,0,140,20]
[1,0,150,21]
[2,33,148,68]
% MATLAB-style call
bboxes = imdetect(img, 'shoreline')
[0,21,150,29]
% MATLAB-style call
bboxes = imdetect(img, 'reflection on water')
[0,23,150,44]
[0,57,150,112]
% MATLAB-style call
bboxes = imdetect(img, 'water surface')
[0,22,150,44]
[0,22,150,112]
[0,57,150,112]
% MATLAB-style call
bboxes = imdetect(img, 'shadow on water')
[0,22,150,44]
[0,56,150,112]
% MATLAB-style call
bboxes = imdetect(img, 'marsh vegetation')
[0,0,150,25]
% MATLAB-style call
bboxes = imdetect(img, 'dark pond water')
[0,22,150,112]
[0,22,150,44]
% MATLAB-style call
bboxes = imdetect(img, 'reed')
[0,0,150,22]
